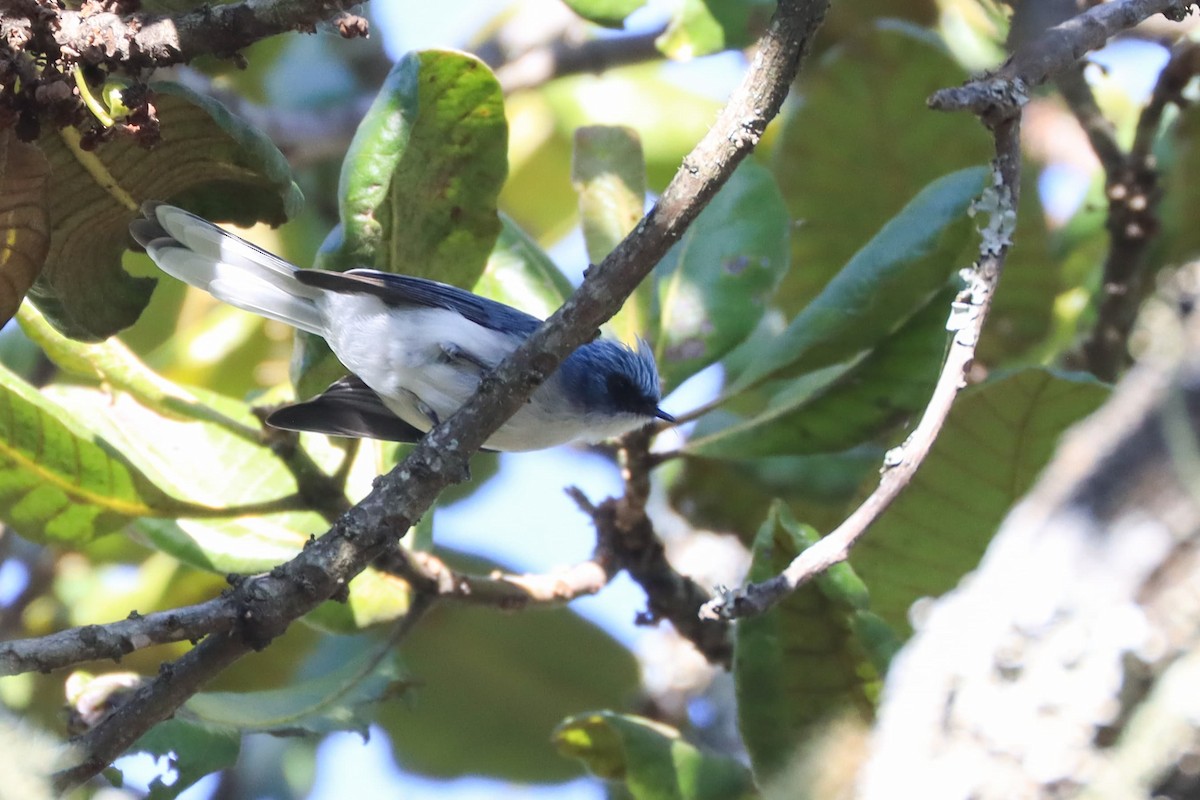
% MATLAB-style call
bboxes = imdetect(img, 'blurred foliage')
[0,0,1187,796]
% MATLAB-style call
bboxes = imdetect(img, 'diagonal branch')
[930,0,1197,118]
[51,0,830,788]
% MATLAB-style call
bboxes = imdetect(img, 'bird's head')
[560,339,674,427]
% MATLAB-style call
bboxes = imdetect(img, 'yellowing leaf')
[0,133,49,328]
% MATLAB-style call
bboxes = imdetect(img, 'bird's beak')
[655,407,676,424]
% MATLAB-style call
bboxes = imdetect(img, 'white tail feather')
[146,206,325,336]
[209,277,325,334]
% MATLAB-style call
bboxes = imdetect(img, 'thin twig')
[702,118,1023,621]
[375,545,614,610]
[49,0,827,786]
[494,29,665,94]
[256,425,354,523]
[0,545,610,678]
[1073,40,1200,380]
[567,430,733,667]
[1131,41,1200,163]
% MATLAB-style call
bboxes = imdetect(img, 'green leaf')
[0,363,179,543]
[572,125,651,344]
[42,383,309,560]
[316,49,507,283]
[852,611,904,675]
[554,711,757,799]
[934,0,1007,69]
[1162,105,1200,265]
[773,24,991,313]
[300,50,508,394]
[149,82,303,226]
[379,556,639,782]
[730,167,985,394]
[850,370,1110,634]
[543,65,723,192]
[186,634,409,737]
[657,0,775,60]
[29,80,301,341]
[42,382,412,629]
[668,446,880,536]
[651,160,790,389]
[734,502,883,783]
[560,0,646,28]
[573,125,646,265]
[132,718,240,800]
[0,132,49,328]
[17,303,259,435]
[473,215,572,319]
[689,287,952,458]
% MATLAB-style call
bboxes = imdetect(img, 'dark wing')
[265,375,424,443]
[294,269,543,336]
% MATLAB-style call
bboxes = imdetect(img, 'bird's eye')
[607,373,634,399]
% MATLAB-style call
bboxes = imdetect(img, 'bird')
[128,203,674,452]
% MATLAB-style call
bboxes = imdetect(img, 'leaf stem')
[159,493,308,520]
[73,67,115,128]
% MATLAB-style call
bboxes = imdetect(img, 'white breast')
[315,293,644,451]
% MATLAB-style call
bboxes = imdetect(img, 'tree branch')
[0,543,612,680]
[49,0,828,786]
[567,431,733,668]
[53,593,433,792]
[9,0,369,71]
[1055,65,1125,172]
[1072,41,1200,380]
[493,28,665,94]
[929,0,1197,118]
[376,546,614,610]
[0,596,240,676]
